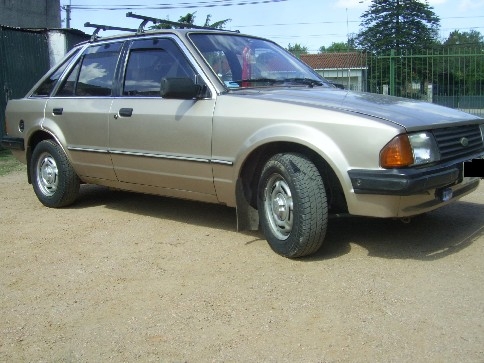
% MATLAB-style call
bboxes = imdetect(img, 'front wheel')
[31,140,80,208]
[258,153,328,258]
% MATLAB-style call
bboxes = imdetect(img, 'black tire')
[30,140,80,208]
[257,153,328,258]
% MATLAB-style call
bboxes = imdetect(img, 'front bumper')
[348,158,482,196]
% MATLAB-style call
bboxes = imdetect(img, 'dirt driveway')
[1,169,483,362]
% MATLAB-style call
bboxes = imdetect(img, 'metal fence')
[0,27,89,142]
[366,47,484,117]
[0,27,50,135]
[323,47,484,117]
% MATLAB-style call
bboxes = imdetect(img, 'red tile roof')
[300,52,367,70]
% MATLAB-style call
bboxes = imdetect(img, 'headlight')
[380,132,440,168]
[480,124,484,143]
[408,132,440,165]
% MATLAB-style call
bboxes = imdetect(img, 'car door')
[45,41,124,180]
[109,37,216,198]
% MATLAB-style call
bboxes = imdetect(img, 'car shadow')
[73,184,237,232]
[73,184,483,261]
[310,200,484,261]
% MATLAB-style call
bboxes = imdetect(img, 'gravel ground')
[1,169,483,362]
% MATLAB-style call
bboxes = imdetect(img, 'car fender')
[212,122,352,210]
[235,122,350,185]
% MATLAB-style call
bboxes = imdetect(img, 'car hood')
[234,87,480,130]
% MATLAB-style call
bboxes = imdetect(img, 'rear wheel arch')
[26,131,56,184]
[30,139,80,207]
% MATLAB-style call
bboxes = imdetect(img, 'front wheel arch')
[238,142,347,213]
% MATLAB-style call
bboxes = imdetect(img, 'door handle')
[118,108,133,117]
[52,108,63,115]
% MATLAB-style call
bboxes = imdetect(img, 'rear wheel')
[257,153,328,258]
[31,140,80,208]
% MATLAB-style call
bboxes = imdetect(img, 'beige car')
[2,26,484,257]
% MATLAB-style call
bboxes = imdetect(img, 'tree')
[356,0,440,52]
[439,30,484,97]
[149,12,231,30]
[319,41,357,53]
[286,43,308,58]
[443,30,484,48]
[203,14,231,29]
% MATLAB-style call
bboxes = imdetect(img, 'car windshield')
[189,33,329,90]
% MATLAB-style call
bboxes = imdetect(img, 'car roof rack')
[84,22,137,40]
[126,12,239,33]
[83,13,238,41]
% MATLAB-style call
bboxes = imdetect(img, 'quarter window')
[31,48,81,97]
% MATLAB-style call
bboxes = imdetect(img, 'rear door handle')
[118,108,133,117]
[52,108,63,115]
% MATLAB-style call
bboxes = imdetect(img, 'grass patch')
[0,149,26,176]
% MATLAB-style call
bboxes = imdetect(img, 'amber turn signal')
[380,134,414,168]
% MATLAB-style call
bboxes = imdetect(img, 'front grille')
[432,125,484,162]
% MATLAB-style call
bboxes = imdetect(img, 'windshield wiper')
[233,78,281,86]
[282,78,324,87]
[230,78,325,89]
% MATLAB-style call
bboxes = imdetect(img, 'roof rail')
[126,12,238,33]
[84,22,137,40]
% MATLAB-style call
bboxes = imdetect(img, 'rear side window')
[77,51,119,96]
[56,42,122,97]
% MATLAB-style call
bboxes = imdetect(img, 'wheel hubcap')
[272,192,289,221]
[264,174,293,240]
[36,152,58,196]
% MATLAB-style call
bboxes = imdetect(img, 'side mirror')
[160,77,202,99]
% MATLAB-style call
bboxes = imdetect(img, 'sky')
[64,0,484,53]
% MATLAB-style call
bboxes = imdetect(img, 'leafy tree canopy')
[319,40,357,53]
[356,0,440,52]
[286,43,308,58]
[443,30,484,47]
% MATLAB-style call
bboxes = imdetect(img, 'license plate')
[463,158,484,178]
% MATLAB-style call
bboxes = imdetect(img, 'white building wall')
[47,31,67,67]
[315,68,366,92]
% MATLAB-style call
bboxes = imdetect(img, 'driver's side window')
[122,38,196,97]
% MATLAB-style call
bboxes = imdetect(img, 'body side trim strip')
[68,146,110,154]
[67,146,234,165]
